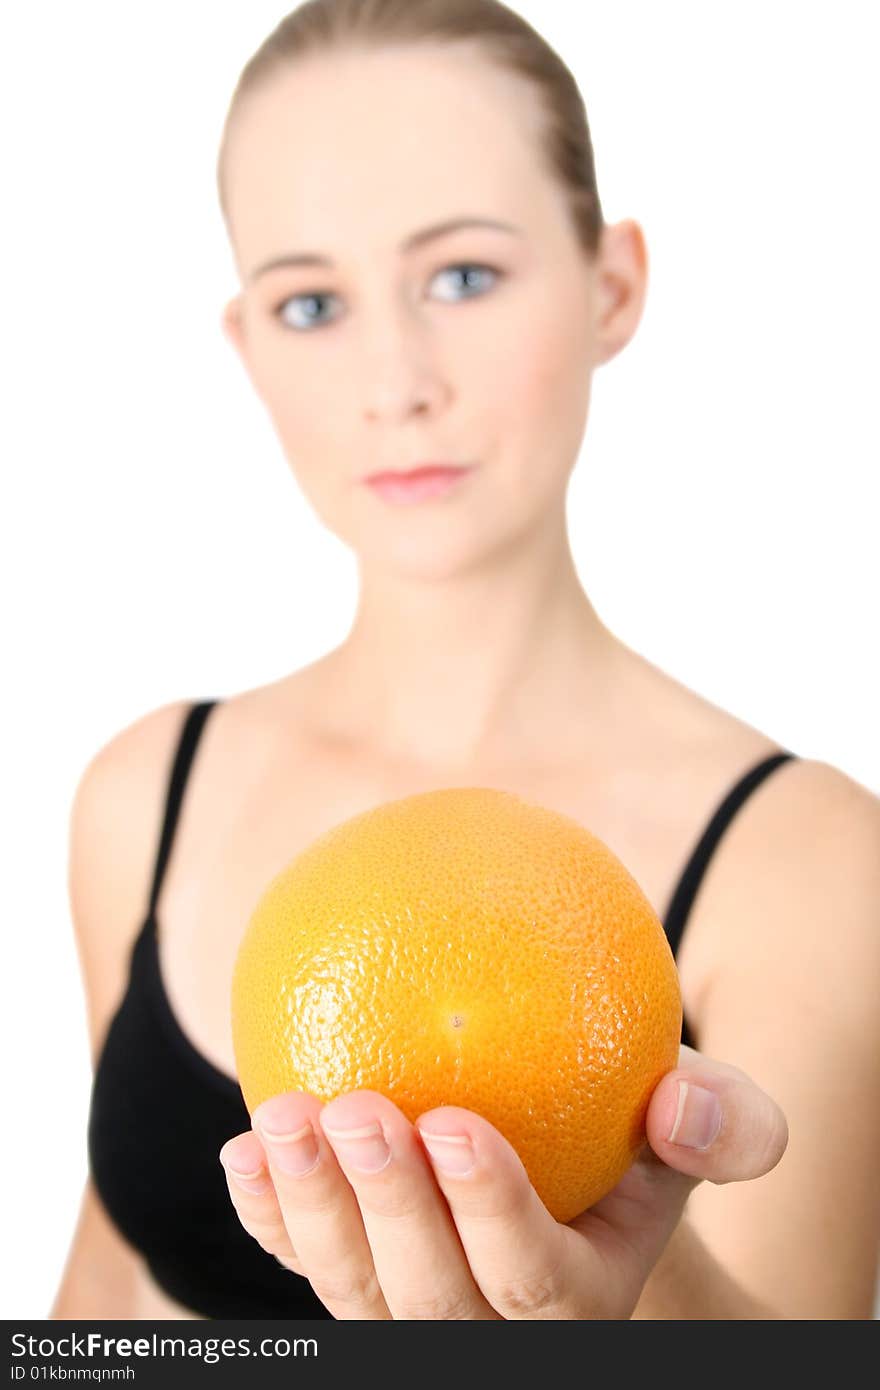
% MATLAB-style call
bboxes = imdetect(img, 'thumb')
[569,1048,789,1295]
[645,1046,789,1184]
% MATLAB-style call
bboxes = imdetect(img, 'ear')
[592,219,649,368]
[221,293,247,363]
[221,293,265,401]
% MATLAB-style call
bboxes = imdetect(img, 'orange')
[231,787,682,1223]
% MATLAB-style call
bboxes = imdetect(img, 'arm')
[49,1180,143,1320]
[629,1213,779,1319]
[48,701,191,1319]
[633,759,880,1320]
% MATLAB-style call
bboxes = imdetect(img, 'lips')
[364,464,474,505]
[365,464,470,483]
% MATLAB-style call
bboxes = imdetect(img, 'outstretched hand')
[219,1045,787,1319]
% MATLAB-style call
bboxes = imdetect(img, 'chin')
[358,528,500,582]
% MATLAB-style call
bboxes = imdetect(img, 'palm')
[563,1142,686,1301]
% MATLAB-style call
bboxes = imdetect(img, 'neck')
[314,508,623,775]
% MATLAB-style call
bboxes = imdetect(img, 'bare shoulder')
[71,697,196,896]
[689,751,880,1001]
[744,752,880,994]
[76,697,195,779]
[69,698,194,1066]
[701,751,879,910]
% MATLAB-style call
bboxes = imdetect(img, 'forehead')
[223,44,554,272]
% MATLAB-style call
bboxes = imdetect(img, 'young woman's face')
[221,44,635,578]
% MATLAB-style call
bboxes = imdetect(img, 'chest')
[152,740,738,1081]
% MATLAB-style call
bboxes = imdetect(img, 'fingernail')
[667,1081,722,1149]
[322,1120,391,1173]
[418,1130,475,1175]
[258,1120,320,1177]
[220,1153,273,1195]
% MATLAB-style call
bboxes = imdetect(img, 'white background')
[2,1,877,1319]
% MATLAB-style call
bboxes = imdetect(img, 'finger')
[318,1091,500,1320]
[645,1046,789,1184]
[415,1106,608,1319]
[252,1091,392,1319]
[219,1131,304,1275]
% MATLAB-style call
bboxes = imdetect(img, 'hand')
[218,1045,787,1319]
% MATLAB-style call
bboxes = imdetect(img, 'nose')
[363,382,441,423]
[357,302,450,423]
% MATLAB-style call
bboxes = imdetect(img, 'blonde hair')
[216,0,605,260]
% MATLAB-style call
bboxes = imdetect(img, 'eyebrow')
[247,216,524,283]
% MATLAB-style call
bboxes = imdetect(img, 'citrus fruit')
[231,787,682,1222]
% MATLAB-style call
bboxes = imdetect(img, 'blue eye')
[431,263,500,301]
[272,262,501,331]
[275,291,339,331]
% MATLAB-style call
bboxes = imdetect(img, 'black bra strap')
[147,701,219,919]
[664,751,798,960]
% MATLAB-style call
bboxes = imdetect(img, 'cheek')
[251,337,341,455]
[492,314,592,477]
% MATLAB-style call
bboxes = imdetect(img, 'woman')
[52,0,880,1320]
